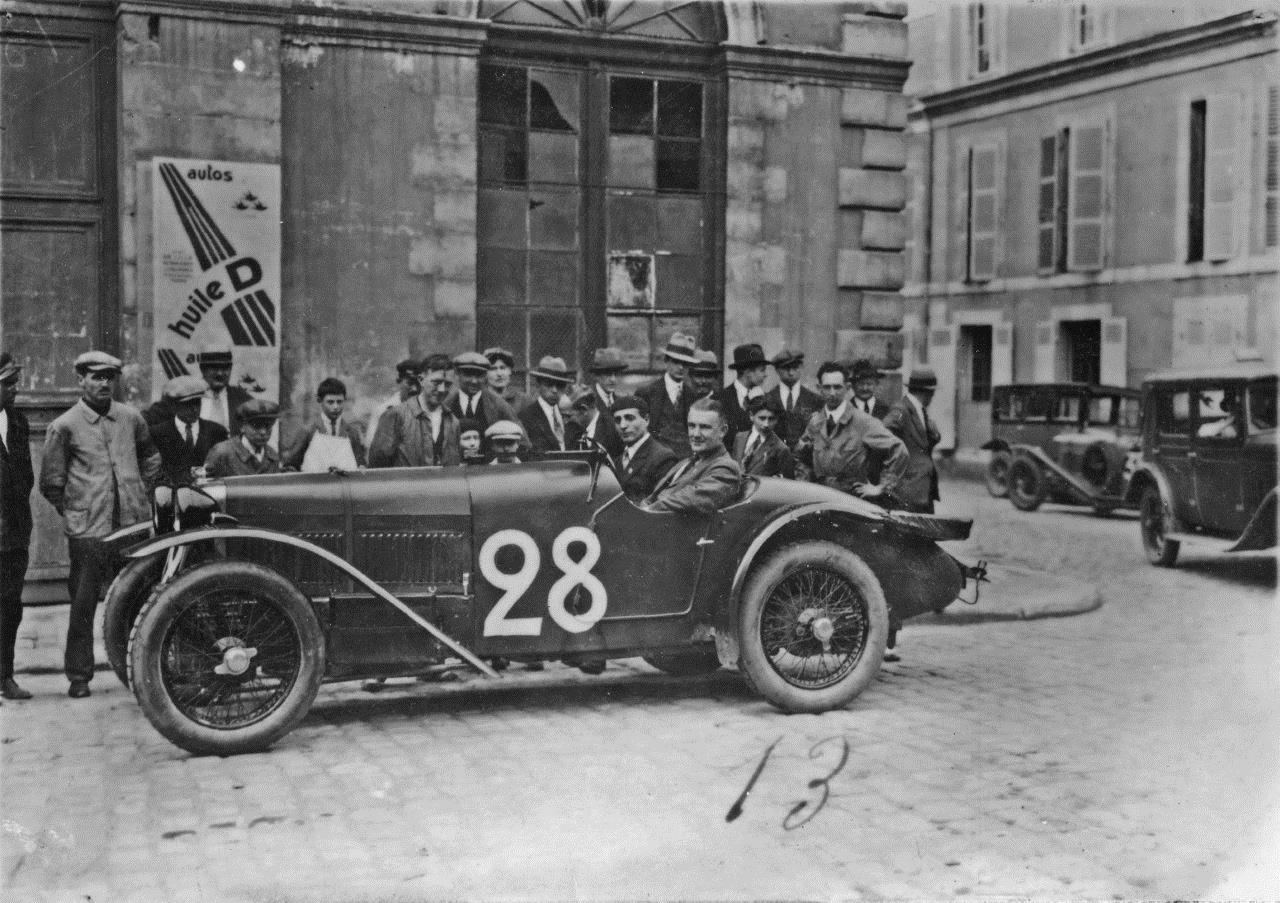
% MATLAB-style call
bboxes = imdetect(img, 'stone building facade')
[1,0,912,586]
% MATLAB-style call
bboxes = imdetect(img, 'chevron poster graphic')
[151,157,281,405]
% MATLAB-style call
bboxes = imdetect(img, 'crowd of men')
[0,333,941,700]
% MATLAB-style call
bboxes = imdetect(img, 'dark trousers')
[1,546,28,680]
[65,537,121,683]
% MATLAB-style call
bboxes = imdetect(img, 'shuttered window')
[967,144,999,281]
[1068,124,1106,271]
[1265,86,1278,248]
[1037,135,1059,272]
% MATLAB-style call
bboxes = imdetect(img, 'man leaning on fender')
[39,352,160,699]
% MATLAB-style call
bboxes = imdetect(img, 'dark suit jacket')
[1,406,34,551]
[447,387,518,436]
[765,384,823,449]
[519,399,567,457]
[151,417,229,484]
[614,435,678,499]
[732,430,796,479]
[281,418,367,470]
[644,444,743,515]
[636,376,696,458]
[882,397,941,513]
[711,383,760,451]
[204,437,282,478]
[565,411,625,459]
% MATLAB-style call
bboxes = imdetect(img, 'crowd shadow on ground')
[1169,552,1277,588]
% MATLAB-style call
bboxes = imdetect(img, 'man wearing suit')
[882,368,942,514]
[150,375,229,484]
[765,348,822,449]
[643,398,743,515]
[565,387,624,458]
[610,395,677,499]
[688,350,722,399]
[0,352,35,700]
[848,359,891,420]
[585,347,628,411]
[635,333,700,458]
[204,400,285,477]
[518,356,573,456]
[713,343,768,450]
[196,346,254,436]
[447,352,520,447]
[733,395,796,479]
[283,377,367,471]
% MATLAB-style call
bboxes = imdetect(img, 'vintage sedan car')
[1127,363,1277,566]
[984,382,1142,515]
[102,451,980,756]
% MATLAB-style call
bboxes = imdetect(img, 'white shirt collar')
[827,400,848,423]
[623,432,650,461]
[240,436,265,462]
[537,395,559,422]
[0,408,8,451]
[663,373,682,404]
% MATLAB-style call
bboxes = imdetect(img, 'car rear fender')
[711,503,971,668]
[1125,463,1178,524]
[126,527,499,678]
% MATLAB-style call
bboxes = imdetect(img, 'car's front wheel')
[1007,458,1046,511]
[1139,486,1180,567]
[129,561,325,756]
[986,450,1011,498]
[738,542,887,714]
[102,555,163,688]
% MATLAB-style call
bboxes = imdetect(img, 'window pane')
[657,139,700,191]
[478,126,526,184]
[610,77,654,134]
[529,309,579,367]
[657,80,702,138]
[476,247,526,307]
[529,70,577,132]
[1158,390,1191,435]
[528,189,579,250]
[528,131,578,184]
[479,66,527,127]
[607,253,654,309]
[478,188,528,249]
[607,194,656,249]
[607,316,654,371]
[529,251,579,307]
[655,197,703,252]
[655,255,703,308]
[1249,379,1278,430]
[608,135,655,189]
[477,307,528,369]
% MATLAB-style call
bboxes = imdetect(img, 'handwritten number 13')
[783,736,849,831]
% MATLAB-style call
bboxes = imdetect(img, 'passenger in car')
[642,398,742,515]
[203,400,283,479]
[485,420,524,465]
[610,395,678,500]
[458,419,484,464]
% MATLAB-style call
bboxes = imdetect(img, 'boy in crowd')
[204,400,284,478]
[284,377,366,472]
[733,395,795,479]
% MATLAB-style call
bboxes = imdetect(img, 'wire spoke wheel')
[759,566,869,690]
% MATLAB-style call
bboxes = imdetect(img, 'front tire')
[738,542,888,714]
[129,561,325,756]
[1140,486,1180,567]
[1007,458,1046,512]
[643,645,721,676]
[986,451,1011,498]
[102,556,163,688]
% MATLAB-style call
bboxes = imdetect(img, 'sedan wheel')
[1007,459,1046,512]
[986,451,1011,498]
[1140,486,1180,567]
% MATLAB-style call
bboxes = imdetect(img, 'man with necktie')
[283,377,367,471]
[642,399,743,515]
[765,348,822,448]
[0,352,35,700]
[565,386,624,458]
[712,343,768,450]
[635,333,701,458]
[204,400,285,477]
[688,349,722,400]
[518,356,573,456]
[733,395,795,479]
[848,358,891,420]
[882,368,943,514]
[446,352,520,449]
[149,375,229,484]
[610,395,677,499]
[196,346,253,435]
[586,347,627,411]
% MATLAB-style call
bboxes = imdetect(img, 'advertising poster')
[150,157,282,402]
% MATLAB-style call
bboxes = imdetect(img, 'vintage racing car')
[103,452,981,756]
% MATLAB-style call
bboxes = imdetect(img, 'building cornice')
[1,0,115,22]
[287,7,488,53]
[916,10,1277,120]
[116,0,289,27]
[719,44,910,90]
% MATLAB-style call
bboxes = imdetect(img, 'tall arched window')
[475,0,725,379]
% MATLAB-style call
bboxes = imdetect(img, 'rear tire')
[985,451,1011,498]
[102,556,163,688]
[738,542,887,714]
[129,561,324,756]
[1007,459,1046,512]
[1140,486,1180,567]
[643,645,721,676]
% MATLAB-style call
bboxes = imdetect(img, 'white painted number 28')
[479,527,608,636]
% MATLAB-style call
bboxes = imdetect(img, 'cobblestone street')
[2,477,1276,902]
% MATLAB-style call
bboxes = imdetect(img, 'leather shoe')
[1,678,32,700]
[576,659,606,675]
[67,681,91,699]
[882,650,901,663]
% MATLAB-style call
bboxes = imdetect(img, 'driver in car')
[642,398,743,515]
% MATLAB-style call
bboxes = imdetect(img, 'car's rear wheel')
[129,561,325,756]
[643,645,721,676]
[738,542,887,714]
[985,451,1011,498]
[1139,486,1180,567]
[102,556,163,688]
[1007,459,1045,512]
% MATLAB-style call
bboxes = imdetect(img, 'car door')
[1191,381,1248,535]
[1242,377,1279,516]
[1149,384,1197,525]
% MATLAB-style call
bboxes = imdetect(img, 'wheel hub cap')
[213,638,258,676]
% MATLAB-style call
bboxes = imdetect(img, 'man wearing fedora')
[713,343,768,450]
[519,355,574,456]
[1,352,35,700]
[610,395,678,500]
[204,399,285,477]
[688,349,722,400]
[733,395,796,479]
[765,348,822,448]
[40,351,161,699]
[483,347,529,413]
[150,375,229,484]
[565,386,624,458]
[369,353,463,468]
[636,333,700,458]
[446,351,520,451]
[883,368,943,514]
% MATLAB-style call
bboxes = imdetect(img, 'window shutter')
[928,325,958,451]
[1067,123,1106,271]
[1203,94,1241,261]
[1265,86,1277,247]
[989,3,1006,74]
[968,144,998,281]
[1037,135,1057,272]
[1100,316,1127,386]
[992,323,1014,388]
[1033,320,1056,381]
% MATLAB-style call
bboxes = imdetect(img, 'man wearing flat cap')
[519,356,573,456]
[485,420,524,465]
[636,332,700,458]
[733,395,796,479]
[369,353,463,468]
[713,343,768,450]
[610,395,677,500]
[765,348,822,448]
[40,351,161,699]
[483,347,528,413]
[150,375,229,484]
[196,345,253,435]
[376,359,421,420]
[688,350,722,400]
[446,351,519,451]
[882,368,942,514]
[1,352,35,700]
[204,399,284,478]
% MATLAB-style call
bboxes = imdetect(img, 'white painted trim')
[949,308,1006,326]
[1050,301,1112,323]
